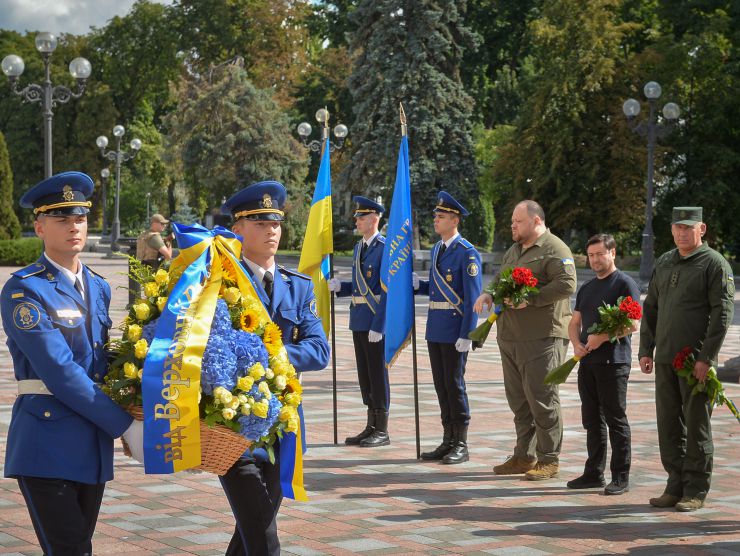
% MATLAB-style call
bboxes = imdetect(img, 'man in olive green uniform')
[639,207,734,512]
[475,200,577,480]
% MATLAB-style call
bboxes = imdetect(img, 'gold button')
[94,373,100,379]
[44,411,51,418]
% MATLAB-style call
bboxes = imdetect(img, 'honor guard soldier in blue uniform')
[220,180,330,556]
[413,191,482,464]
[0,171,144,556]
[328,196,390,447]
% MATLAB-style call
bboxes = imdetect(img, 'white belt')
[17,379,52,396]
[351,296,368,305]
[429,301,458,310]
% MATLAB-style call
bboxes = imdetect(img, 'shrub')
[0,238,43,266]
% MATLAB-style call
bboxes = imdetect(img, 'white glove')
[455,338,472,353]
[327,278,341,292]
[122,419,145,463]
[412,272,420,291]
[368,330,383,343]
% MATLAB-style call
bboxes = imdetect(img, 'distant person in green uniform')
[474,200,577,480]
[639,206,735,512]
[136,213,173,270]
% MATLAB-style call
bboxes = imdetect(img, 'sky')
[0,0,173,37]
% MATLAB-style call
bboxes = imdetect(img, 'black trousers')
[17,476,105,556]
[427,341,470,426]
[219,458,282,556]
[352,331,390,410]
[577,362,631,479]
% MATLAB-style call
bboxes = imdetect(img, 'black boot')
[442,424,469,464]
[345,409,375,445]
[360,410,390,447]
[420,423,452,460]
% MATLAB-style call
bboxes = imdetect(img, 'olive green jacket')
[487,229,577,341]
[639,243,735,367]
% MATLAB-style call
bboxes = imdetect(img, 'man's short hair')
[518,200,545,222]
[586,233,616,252]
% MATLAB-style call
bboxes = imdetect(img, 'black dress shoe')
[360,430,390,447]
[604,478,630,495]
[567,475,605,489]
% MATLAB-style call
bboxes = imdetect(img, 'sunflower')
[239,308,260,332]
[286,377,303,395]
[262,322,283,356]
[221,259,238,283]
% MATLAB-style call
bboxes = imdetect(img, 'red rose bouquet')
[469,266,539,348]
[544,296,642,385]
[673,346,740,423]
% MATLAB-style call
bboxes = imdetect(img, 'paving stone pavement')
[1,252,739,555]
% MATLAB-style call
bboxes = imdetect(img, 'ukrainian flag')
[380,134,414,368]
[298,138,333,335]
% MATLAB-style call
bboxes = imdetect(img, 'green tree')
[342,0,481,244]
[164,66,309,248]
[0,131,21,239]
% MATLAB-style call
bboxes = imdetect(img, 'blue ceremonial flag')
[380,134,414,368]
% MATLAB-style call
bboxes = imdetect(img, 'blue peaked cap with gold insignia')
[434,191,469,217]
[222,180,287,222]
[20,171,94,216]
[352,195,385,218]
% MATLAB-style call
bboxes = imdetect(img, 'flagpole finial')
[399,102,407,136]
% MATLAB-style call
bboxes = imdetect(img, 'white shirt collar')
[242,257,276,284]
[443,233,460,248]
[364,232,379,247]
[44,252,85,297]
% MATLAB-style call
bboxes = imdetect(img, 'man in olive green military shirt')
[474,200,577,480]
[639,206,735,512]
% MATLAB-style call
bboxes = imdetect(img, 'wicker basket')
[122,406,251,476]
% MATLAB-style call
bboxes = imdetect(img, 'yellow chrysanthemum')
[284,392,301,407]
[220,391,234,405]
[262,323,283,356]
[134,339,149,359]
[274,375,287,391]
[279,404,297,423]
[258,381,272,399]
[156,296,168,313]
[123,362,138,379]
[252,400,268,418]
[213,386,227,398]
[154,268,170,286]
[239,309,260,333]
[249,363,266,381]
[133,302,150,321]
[240,404,251,416]
[144,281,160,298]
[221,408,236,420]
[222,287,241,305]
[126,324,142,342]
[237,375,254,392]
[285,417,299,433]
[229,398,240,410]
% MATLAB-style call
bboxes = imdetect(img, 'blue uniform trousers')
[352,331,390,410]
[17,476,105,556]
[427,341,470,426]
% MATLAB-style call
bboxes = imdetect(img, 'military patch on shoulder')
[377,236,386,244]
[458,238,474,249]
[467,262,479,277]
[12,263,46,279]
[11,291,24,299]
[562,258,575,265]
[13,301,42,330]
[309,298,318,318]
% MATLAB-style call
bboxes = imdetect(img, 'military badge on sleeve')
[310,298,318,317]
[467,263,479,277]
[13,301,41,330]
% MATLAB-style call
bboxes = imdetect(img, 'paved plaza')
[1,252,739,555]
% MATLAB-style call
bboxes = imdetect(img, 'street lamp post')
[1,32,91,178]
[100,167,110,237]
[622,81,680,283]
[296,107,348,445]
[146,192,151,221]
[96,125,142,253]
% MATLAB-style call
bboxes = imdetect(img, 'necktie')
[436,243,447,269]
[74,277,85,301]
[360,241,368,259]
[262,271,273,299]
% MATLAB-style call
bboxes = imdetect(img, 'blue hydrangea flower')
[201,334,237,394]
[232,330,269,375]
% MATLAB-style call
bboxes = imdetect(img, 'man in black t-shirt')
[567,234,641,495]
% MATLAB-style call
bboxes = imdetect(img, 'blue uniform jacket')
[239,261,330,462]
[336,236,387,333]
[1,255,133,484]
[418,236,482,343]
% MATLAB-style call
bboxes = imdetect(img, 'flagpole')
[400,104,421,459]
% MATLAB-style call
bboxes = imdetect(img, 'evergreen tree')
[0,131,21,239]
[342,0,483,244]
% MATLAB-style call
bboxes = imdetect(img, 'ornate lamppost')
[622,81,680,283]
[1,32,91,178]
[96,125,142,253]
[100,167,110,237]
[297,108,348,153]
